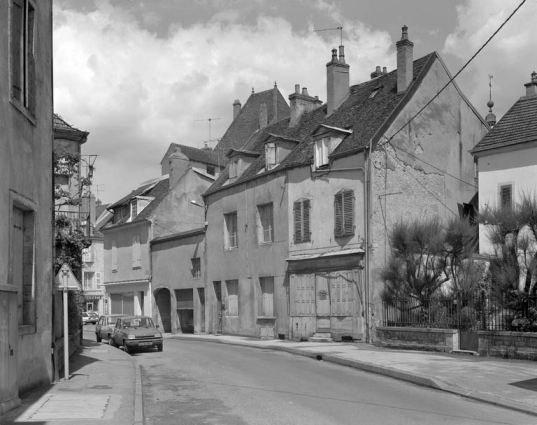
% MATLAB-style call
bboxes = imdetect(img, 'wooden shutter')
[329,271,355,316]
[303,199,311,242]
[11,0,24,101]
[343,190,354,236]
[290,274,315,316]
[293,201,302,243]
[500,185,512,209]
[334,192,343,237]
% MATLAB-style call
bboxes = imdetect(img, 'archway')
[155,288,172,333]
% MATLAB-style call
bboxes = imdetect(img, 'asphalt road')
[132,338,535,425]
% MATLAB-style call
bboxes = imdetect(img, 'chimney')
[168,147,190,188]
[396,25,414,94]
[370,66,383,79]
[233,99,241,120]
[289,84,322,127]
[524,71,537,96]
[271,82,278,124]
[383,67,387,75]
[326,46,350,115]
[259,103,268,129]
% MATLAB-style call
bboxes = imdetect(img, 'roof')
[213,86,290,159]
[470,95,537,155]
[53,114,89,143]
[151,227,206,245]
[160,143,223,167]
[205,53,437,196]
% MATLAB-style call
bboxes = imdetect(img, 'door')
[156,289,172,333]
[0,291,18,410]
[315,273,331,331]
[214,282,222,334]
[198,288,205,333]
[289,274,316,340]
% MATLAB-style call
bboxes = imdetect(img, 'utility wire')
[379,0,527,149]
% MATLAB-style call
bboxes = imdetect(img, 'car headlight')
[154,332,162,338]
[128,335,136,340]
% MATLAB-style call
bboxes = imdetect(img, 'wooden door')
[0,291,18,410]
[315,273,331,331]
[198,288,205,333]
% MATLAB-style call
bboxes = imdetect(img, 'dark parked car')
[109,316,163,354]
[95,314,128,342]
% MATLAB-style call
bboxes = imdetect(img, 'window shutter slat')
[294,201,302,243]
[343,190,354,235]
[303,199,311,242]
[334,192,343,237]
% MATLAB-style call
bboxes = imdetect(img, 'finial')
[252,87,255,94]
[486,74,496,127]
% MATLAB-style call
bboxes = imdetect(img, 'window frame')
[259,276,274,317]
[265,142,277,170]
[499,184,513,210]
[191,257,201,279]
[256,203,274,244]
[314,137,330,168]
[334,189,355,237]
[293,199,311,243]
[224,212,238,249]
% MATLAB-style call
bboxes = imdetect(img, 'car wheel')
[124,342,131,354]
[157,344,163,352]
[96,333,102,343]
[108,336,116,347]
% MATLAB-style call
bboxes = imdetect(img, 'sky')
[52,0,536,204]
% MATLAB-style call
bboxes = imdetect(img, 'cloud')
[53,0,395,203]
[443,0,536,119]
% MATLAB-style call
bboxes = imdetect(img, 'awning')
[286,248,364,273]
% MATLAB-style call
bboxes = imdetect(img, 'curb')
[168,335,537,418]
[114,345,144,425]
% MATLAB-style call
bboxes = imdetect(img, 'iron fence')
[382,291,537,332]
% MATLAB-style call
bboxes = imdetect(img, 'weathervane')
[488,74,494,103]
[314,26,343,45]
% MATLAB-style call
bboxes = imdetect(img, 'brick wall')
[478,331,537,360]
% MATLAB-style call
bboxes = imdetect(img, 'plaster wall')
[477,146,537,254]
[204,173,289,337]
[368,58,487,339]
[0,0,54,401]
[82,237,105,315]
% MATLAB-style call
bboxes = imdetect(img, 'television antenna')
[314,26,343,45]
[194,117,223,143]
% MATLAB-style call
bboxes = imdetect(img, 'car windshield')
[122,318,154,329]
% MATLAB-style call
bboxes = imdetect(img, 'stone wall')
[376,327,459,352]
[478,331,537,360]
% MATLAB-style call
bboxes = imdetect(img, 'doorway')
[155,288,172,333]
[198,288,206,333]
[214,281,222,334]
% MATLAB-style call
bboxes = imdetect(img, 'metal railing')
[382,291,537,332]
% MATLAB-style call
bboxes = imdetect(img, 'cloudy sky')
[53,0,535,204]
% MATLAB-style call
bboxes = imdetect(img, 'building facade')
[0,0,54,414]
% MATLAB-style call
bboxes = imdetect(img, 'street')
[132,338,535,425]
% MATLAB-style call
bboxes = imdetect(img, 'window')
[334,189,355,237]
[257,203,274,243]
[474,158,479,180]
[132,234,141,268]
[500,184,512,210]
[82,246,94,262]
[84,272,95,290]
[293,199,311,243]
[112,239,118,272]
[95,272,102,286]
[11,0,35,113]
[259,277,274,317]
[10,201,36,326]
[225,280,239,316]
[224,212,238,249]
[228,160,238,179]
[131,200,138,219]
[314,138,330,168]
[191,258,201,278]
[207,165,215,176]
[265,143,277,170]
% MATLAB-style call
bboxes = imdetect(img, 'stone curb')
[113,344,145,425]
[168,335,537,418]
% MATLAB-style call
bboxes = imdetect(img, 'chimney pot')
[401,25,408,40]
[524,71,537,96]
[331,48,337,61]
[233,99,241,120]
[338,45,345,64]
[295,84,300,94]
[383,67,387,74]
[302,87,309,96]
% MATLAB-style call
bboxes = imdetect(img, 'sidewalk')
[0,337,143,425]
[166,333,537,418]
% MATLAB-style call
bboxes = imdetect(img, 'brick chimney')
[271,82,278,124]
[396,25,414,95]
[289,84,322,127]
[524,71,537,96]
[370,66,383,79]
[169,147,190,188]
[259,103,268,129]
[233,99,241,120]
[326,45,350,115]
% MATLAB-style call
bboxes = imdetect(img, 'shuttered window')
[259,277,274,317]
[334,189,355,237]
[293,199,311,243]
[290,274,315,316]
[500,184,512,210]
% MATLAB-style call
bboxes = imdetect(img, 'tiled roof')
[53,113,89,142]
[205,53,436,196]
[162,143,224,167]
[213,87,290,159]
[470,95,537,154]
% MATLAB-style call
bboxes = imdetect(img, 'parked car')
[95,314,128,343]
[109,315,163,354]
[82,311,99,325]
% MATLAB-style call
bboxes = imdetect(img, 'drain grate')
[29,394,110,420]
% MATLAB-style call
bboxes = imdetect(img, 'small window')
[294,199,311,243]
[257,203,274,244]
[224,212,238,249]
[191,258,201,278]
[131,200,138,219]
[474,158,479,180]
[112,239,118,272]
[368,88,380,99]
[314,138,330,168]
[225,280,239,316]
[334,189,355,237]
[84,272,95,290]
[132,235,141,268]
[259,277,274,317]
[207,165,215,176]
[228,160,238,179]
[500,185,512,210]
[266,143,277,170]
[82,246,94,262]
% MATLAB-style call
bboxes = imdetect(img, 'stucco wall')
[204,172,290,337]
[369,58,488,339]
[0,0,54,401]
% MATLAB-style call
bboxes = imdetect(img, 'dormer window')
[266,143,277,170]
[229,160,238,179]
[315,138,331,168]
[131,199,138,218]
[311,125,352,171]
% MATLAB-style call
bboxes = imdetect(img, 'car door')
[112,319,122,345]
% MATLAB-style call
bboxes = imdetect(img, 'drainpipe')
[148,219,154,317]
[364,140,372,344]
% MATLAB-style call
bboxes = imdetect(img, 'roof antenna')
[314,26,343,45]
[194,117,223,147]
[485,74,496,128]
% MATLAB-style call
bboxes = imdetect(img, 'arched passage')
[155,288,172,333]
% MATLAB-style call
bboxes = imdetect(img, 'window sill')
[19,324,37,335]
[335,233,355,238]
[256,316,276,320]
[259,241,273,246]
